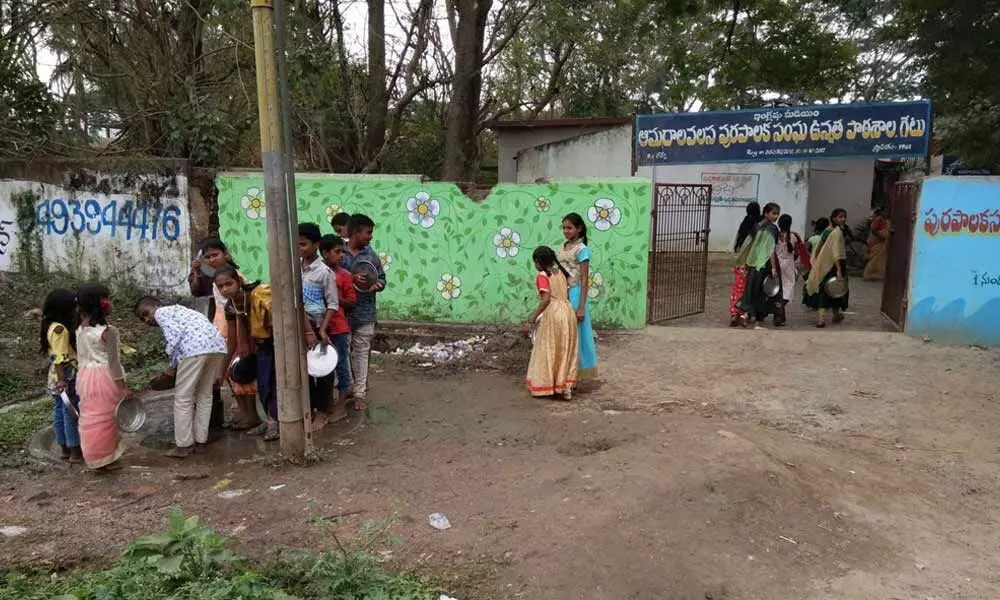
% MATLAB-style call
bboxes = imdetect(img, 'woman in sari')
[804,208,849,327]
[736,202,782,327]
[729,202,761,326]
[773,214,809,326]
[863,209,889,281]
[525,247,579,400]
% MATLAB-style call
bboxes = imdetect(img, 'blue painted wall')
[907,177,1000,345]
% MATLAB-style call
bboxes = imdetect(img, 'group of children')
[524,213,599,400]
[41,211,386,468]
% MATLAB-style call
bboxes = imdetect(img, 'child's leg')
[332,333,352,397]
[193,355,223,445]
[350,323,375,407]
[52,395,68,455]
[64,379,81,450]
[172,357,199,449]
[256,340,279,440]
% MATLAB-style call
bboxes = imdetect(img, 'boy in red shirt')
[320,235,356,422]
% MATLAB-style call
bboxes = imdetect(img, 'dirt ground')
[3,258,1000,599]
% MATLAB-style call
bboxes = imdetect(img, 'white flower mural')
[241,187,266,220]
[436,273,462,300]
[587,198,622,232]
[325,204,344,220]
[406,191,441,228]
[492,227,521,258]
[379,252,392,272]
[587,272,604,299]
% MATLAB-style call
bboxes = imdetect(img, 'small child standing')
[299,222,339,430]
[136,297,227,458]
[41,289,82,463]
[339,214,386,412]
[75,283,129,471]
[320,234,356,422]
[330,212,352,245]
[214,266,317,441]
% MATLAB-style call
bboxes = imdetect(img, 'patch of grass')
[0,400,51,451]
[0,509,441,600]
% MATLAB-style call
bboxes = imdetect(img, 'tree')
[442,0,492,183]
[902,0,1000,170]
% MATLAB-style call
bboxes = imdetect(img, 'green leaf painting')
[216,176,653,328]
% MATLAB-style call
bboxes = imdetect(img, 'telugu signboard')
[635,101,931,166]
[700,172,760,205]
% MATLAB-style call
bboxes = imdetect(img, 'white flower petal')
[441,290,452,300]
[587,207,600,223]
[608,208,622,225]
[595,198,615,210]
[408,211,421,225]
[508,246,519,257]
[594,218,612,232]
[493,233,503,246]
[416,190,430,202]
[241,196,251,209]
[247,187,261,196]
[496,246,507,258]
[428,199,441,216]
[436,280,446,291]
[510,231,521,244]
[420,215,435,228]
[441,273,453,282]
[451,287,461,299]
[593,272,604,285]
[500,226,512,237]
[450,275,461,287]
[406,197,418,211]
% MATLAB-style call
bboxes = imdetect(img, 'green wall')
[216,174,652,328]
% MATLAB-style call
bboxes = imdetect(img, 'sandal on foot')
[247,423,268,436]
[263,425,280,442]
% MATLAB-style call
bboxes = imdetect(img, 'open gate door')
[647,183,712,323]
[881,181,920,330]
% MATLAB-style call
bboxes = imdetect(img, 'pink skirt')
[77,365,125,468]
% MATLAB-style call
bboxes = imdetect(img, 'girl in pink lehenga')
[76,283,130,471]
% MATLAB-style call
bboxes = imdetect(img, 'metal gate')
[647,183,712,323]
[880,181,919,330]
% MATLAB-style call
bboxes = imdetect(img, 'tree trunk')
[442,0,491,183]
[363,0,387,166]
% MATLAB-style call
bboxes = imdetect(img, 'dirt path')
[3,321,1000,599]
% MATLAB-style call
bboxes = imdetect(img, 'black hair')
[812,217,830,235]
[298,222,322,243]
[762,202,781,216]
[40,289,77,356]
[77,282,111,327]
[778,213,794,253]
[735,201,762,251]
[133,295,162,316]
[330,212,351,229]
[532,246,571,280]
[213,265,241,284]
[830,208,847,220]
[562,212,588,245]
[319,234,344,254]
[348,213,375,235]
[198,237,240,270]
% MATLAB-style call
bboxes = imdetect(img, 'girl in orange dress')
[525,246,579,400]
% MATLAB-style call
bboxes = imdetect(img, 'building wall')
[516,126,633,182]
[0,165,191,293]
[497,126,622,183]
[906,177,1000,345]
[636,161,809,252]
[217,174,653,328]
[807,158,875,228]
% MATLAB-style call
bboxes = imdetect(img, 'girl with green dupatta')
[804,208,849,328]
[735,202,782,327]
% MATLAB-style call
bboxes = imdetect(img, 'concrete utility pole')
[250,0,312,456]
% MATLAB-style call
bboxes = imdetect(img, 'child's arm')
[302,309,318,347]
[374,253,387,292]
[576,260,590,321]
[48,325,73,391]
[526,273,551,328]
[319,270,338,344]
[103,326,133,400]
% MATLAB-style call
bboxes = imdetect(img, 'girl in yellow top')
[41,289,82,463]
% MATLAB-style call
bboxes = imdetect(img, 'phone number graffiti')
[35,198,182,242]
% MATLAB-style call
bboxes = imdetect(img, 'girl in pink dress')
[76,283,130,471]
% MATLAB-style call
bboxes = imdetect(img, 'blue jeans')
[256,339,278,421]
[52,379,80,448]
[330,332,352,393]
